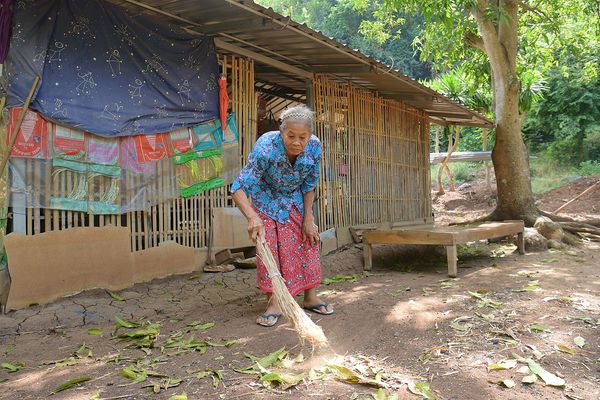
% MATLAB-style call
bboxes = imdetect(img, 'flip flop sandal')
[303,303,334,315]
[256,313,282,327]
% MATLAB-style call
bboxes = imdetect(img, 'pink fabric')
[256,206,321,297]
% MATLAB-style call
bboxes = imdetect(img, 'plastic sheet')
[4,0,219,136]
[6,113,242,213]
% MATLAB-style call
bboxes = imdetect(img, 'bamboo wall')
[14,55,257,251]
[313,75,431,231]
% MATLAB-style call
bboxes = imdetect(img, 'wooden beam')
[198,18,267,34]
[255,85,306,103]
[215,38,313,79]
[382,93,435,102]
[312,65,373,73]
[441,119,494,128]
[425,110,474,118]
[430,151,492,164]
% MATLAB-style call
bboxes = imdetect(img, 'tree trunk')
[472,0,539,225]
[490,82,538,225]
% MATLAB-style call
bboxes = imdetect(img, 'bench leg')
[446,245,458,277]
[517,232,525,255]
[363,242,373,271]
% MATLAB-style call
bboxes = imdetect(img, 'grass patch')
[530,157,579,194]
[530,153,600,194]
[429,152,597,195]
[457,243,485,258]
[430,162,484,187]
[578,160,600,176]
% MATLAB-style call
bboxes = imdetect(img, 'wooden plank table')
[363,221,525,277]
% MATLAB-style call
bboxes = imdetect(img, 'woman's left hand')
[302,217,320,246]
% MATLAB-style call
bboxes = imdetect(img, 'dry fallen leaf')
[573,336,586,348]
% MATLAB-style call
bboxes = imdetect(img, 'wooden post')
[517,231,525,255]
[446,244,458,277]
[363,241,373,271]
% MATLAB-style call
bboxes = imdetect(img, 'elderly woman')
[231,105,334,327]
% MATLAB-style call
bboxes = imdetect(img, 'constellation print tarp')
[3,0,219,137]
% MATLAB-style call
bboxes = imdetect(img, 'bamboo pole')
[33,160,41,234]
[0,76,40,175]
[26,160,32,235]
[66,170,73,228]
[53,162,59,231]
[44,153,51,232]
[135,170,142,250]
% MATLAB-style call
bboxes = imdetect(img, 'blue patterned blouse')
[231,131,322,223]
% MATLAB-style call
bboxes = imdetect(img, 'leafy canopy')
[256,0,432,79]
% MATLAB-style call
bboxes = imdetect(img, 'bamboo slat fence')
[313,75,431,232]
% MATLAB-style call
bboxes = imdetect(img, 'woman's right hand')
[248,215,265,243]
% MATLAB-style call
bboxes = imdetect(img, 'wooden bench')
[363,221,525,277]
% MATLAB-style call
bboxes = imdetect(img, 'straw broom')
[256,240,329,348]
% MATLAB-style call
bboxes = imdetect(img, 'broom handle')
[0,75,41,175]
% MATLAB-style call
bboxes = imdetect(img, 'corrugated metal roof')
[113,0,493,127]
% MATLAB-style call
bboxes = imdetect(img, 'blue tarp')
[3,0,219,137]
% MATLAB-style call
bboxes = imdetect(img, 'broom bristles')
[257,240,329,348]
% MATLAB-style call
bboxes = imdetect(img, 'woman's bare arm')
[232,189,265,242]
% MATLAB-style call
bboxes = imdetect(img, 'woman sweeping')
[231,105,334,327]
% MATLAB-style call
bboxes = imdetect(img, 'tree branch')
[469,2,509,77]
[498,0,519,72]
[517,0,550,21]
[465,32,485,51]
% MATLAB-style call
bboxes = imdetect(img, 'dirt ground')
[432,173,600,224]
[1,179,599,400]
[536,176,599,216]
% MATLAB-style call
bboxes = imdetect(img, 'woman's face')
[281,121,311,157]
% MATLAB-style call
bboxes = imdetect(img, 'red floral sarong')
[256,206,321,296]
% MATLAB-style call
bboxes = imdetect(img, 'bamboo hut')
[0,0,492,310]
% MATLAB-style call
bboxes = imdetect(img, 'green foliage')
[583,126,600,162]
[427,64,492,115]
[430,162,482,186]
[455,129,484,153]
[256,0,432,79]
[260,0,598,175]
[519,71,546,114]
[523,41,600,166]
[430,125,494,154]
[529,156,586,194]
[427,61,545,119]
[578,161,600,177]
[451,162,481,184]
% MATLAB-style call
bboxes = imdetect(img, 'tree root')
[559,222,600,236]
[563,231,583,246]
[582,233,600,242]
[539,210,600,227]
[447,208,599,245]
